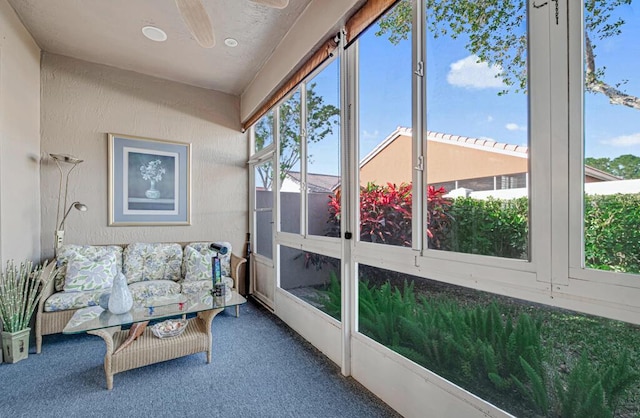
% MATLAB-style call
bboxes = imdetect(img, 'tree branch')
[585,31,640,110]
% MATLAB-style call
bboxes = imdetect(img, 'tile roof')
[286,171,341,192]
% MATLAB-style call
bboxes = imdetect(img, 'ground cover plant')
[312,273,640,417]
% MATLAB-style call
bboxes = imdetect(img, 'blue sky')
[307,2,639,175]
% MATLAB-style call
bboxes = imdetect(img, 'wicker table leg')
[87,327,120,390]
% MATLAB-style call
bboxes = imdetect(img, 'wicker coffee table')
[63,290,246,390]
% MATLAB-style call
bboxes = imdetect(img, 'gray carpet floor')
[1,300,401,418]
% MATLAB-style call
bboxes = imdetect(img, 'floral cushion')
[123,243,182,284]
[183,246,214,282]
[44,289,105,312]
[181,276,234,294]
[63,251,117,292]
[183,242,232,278]
[128,280,181,307]
[55,245,124,292]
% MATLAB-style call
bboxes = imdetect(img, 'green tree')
[585,154,640,179]
[254,83,339,189]
[377,0,639,109]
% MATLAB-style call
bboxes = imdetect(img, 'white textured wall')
[0,0,42,263]
[40,53,248,259]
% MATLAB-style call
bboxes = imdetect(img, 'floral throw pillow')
[63,251,118,292]
[183,246,214,282]
[184,242,232,278]
[55,245,123,291]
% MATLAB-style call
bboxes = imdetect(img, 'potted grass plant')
[0,259,56,363]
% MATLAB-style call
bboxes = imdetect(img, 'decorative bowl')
[151,319,188,339]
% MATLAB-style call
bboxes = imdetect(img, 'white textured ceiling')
[7,0,313,95]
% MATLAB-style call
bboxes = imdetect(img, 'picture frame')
[108,133,191,226]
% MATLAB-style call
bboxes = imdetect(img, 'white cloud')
[601,133,640,147]
[505,123,526,131]
[487,115,494,122]
[361,129,380,140]
[447,55,505,89]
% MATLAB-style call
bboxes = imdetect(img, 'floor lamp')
[51,153,87,253]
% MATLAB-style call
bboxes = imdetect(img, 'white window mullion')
[347,38,360,359]
[339,30,354,377]
[413,0,424,254]
[274,106,282,235]
[300,84,308,237]
[528,0,553,284]
[567,0,584,274]
[549,0,570,287]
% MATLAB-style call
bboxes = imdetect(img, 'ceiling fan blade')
[175,0,215,48]
[250,0,289,9]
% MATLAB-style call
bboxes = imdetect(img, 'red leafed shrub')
[327,182,451,248]
[427,185,452,250]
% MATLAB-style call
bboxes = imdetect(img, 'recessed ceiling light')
[224,38,239,47]
[142,26,168,42]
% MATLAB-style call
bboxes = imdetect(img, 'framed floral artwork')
[108,134,191,225]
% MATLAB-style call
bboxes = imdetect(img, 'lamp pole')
[50,154,85,254]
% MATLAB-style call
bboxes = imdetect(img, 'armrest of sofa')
[35,259,59,354]
[38,260,58,311]
[230,252,247,289]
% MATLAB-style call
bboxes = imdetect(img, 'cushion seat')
[44,289,104,312]
[181,276,233,294]
[129,280,182,307]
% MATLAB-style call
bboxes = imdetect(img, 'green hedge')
[438,194,640,274]
[439,196,529,259]
[584,194,640,273]
[326,186,640,273]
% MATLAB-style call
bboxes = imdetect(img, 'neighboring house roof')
[360,126,620,182]
[584,165,621,181]
[459,178,640,200]
[284,171,341,193]
[359,126,529,169]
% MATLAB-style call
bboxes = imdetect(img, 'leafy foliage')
[324,276,550,415]
[0,260,57,332]
[377,0,637,107]
[584,193,640,273]
[585,155,640,179]
[358,182,412,246]
[326,183,451,248]
[552,351,639,418]
[253,84,339,189]
[426,186,452,249]
[328,183,640,273]
[318,275,640,417]
[443,196,529,259]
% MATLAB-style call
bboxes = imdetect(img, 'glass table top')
[63,290,246,334]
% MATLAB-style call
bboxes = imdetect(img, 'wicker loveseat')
[35,241,246,353]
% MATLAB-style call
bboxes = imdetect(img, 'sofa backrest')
[123,242,183,283]
[54,241,234,289]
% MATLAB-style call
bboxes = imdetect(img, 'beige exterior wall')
[360,133,527,186]
[426,140,526,184]
[40,53,248,259]
[0,0,42,263]
[360,134,413,186]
